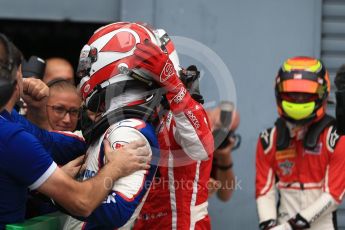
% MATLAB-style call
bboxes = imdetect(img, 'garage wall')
[0,0,120,22]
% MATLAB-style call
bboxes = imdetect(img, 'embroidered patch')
[276,148,297,160]
[112,141,127,150]
[260,127,275,153]
[328,127,340,151]
[278,160,294,176]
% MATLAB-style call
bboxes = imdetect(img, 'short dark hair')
[0,33,23,81]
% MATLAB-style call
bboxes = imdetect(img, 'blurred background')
[1,0,345,229]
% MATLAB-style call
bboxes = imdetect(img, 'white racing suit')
[256,123,345,230]
[63,118,159,230]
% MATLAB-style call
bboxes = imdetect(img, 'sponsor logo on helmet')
[186,110,200,129]
[293,73,302,79]
[160,61,174,82]
[84,84,90,93]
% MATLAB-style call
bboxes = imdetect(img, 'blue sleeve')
[85,149,158,228]
[84,141,144,228]
[11,110,86,165]
[85,191,142,228]
[2,128,55,187]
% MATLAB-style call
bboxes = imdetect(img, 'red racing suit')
[256,119,345,230]
[134,89,214,229]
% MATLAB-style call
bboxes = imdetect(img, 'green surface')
[6,212,67,230]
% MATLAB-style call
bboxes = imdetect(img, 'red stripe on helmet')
[101,31,136,53]
[165,41,175,55]
[88,22,131,45]
[80,55,135,100]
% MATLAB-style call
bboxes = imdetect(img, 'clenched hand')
[103,139,151,178]
[22,78,49,108]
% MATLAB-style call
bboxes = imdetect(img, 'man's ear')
[16,64,22,79]
[14,79,19,91]
[11,69,21,100]
[14,65,22,90]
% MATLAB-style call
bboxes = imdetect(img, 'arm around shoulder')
[38,139,151,217]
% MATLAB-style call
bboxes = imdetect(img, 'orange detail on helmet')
[316,105,325,119]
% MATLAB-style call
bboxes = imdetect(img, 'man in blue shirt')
[0,33,151,229]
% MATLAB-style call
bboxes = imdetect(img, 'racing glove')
[259,219,277,230]
[133,40,182,92]
[287,213,310,230]
[133,40,191,112]
[271,214,310,230]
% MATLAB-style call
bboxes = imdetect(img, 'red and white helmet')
[77,21,179,112]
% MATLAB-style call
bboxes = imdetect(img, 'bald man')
[43,58,74,84]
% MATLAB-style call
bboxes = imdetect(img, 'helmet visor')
[280,92,319,103]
